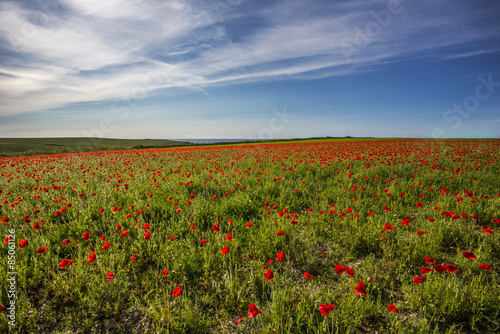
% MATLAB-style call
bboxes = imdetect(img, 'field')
[0,138,190,158]
[0,139,499,333]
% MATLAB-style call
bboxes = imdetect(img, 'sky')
[0,0,499,140]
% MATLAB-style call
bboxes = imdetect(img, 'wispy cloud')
[0,0,499,117]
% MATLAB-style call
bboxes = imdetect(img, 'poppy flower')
[211,223,220,232]
[387,303,399,313]
[116,224,121,230]
[462,251,476,260]
[401,218,411,226]
[106,271,115,282]
[163,269,169,276]
[444,264,458,273]
[421,267,434,274]
[100,235,106,241]
[226,233,233,241]
[221,245,229,255]
[170,235,175,241]
[434,264,445,273]
[129,253,137,261]
[87,253,96,263]
[59,259,74,268]
[382,223,395,232]
[247,304,261,318]
[172,286,182,297]
[303,272,314,280]
[414,276,424,285]
[190,225,196,230]
[354,281,366,296]
[236,316,243,323]
[335,264,346,275]
[62,239,70,245]
[201,239,207,244]
[0,305,5,313]
[144,231,151,240]
[417,231,426,235]
[143,223,150,230]
[102,242,111,250]
[121,230,129,237]
[37,247,48,255]
[227,219,233,225]
[264,268,274,280]
[276,251,284,261]
[479,264,492,270]
[82,232,91,241]
[32,222,41,229]
[319,303,335,316]
[18,239,28,248]
[277,230,284,236]
[424,257,435,265]
[246,222,252,229]
[346,267,355,277]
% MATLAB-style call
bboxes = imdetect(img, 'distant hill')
[0,137,190,157]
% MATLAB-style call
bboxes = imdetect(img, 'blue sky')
[0,0,499,139]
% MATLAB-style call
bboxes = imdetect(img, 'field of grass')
[0,139,499,333]
[0,138,190,157]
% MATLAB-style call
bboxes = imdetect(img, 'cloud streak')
[0,0,499,116]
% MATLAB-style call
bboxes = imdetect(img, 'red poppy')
[82,231,91,241]
[0,305,5,313]
[221,245,229,255]
[59,259,74,268]
[62,239,70,245]
[335,264,346,275]
[421,267,434,274]
[346,267,355,277]
[236,316,243,323]
[144,231,151,240]
[303,272,314,280]
[129,253,137,261]
[201,239,207,244]
[18,239,28,248]
[87,253,96,263]
[277,230,284,236]
[116,224,121,230]
[37,247,48,255]
[170,235,175,241]
[172,286,182,297]
[106,271,115,282]
[414,276,424,285]
[227,219,233,225]
[416,202,423,208]
[102,242,111,250]
[190,225,196,230]
[226,233,233,241]
[32,222,41,229]
[143,223,150,230]
[462,251,476,260]
[444,264,458,273]
[163,269,169,276]
[276,251,284,261]
[211,223,220,232]
[100,235,106,240]
[479,264,492,270]
[387,303,399,313]
[319,303,335,316]
[121,230,129,237]
[417,231,426,235]
[424,257,435,265]
[354,281,366,296]
[246,222,253,229]
[264,268,274,280]
[401,218,411,226]
[382,223,395,232]
[247,303,261,318]
[434,264,445,273]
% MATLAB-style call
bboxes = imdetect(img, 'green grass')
[0,139,499,333]
[0,137,190,157]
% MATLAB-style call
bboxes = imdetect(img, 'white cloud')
[0,0,498,117]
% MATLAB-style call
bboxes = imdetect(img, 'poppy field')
[1,139,499,333]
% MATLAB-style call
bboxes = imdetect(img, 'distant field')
[1,137,498,158]
[0,138,190,157]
